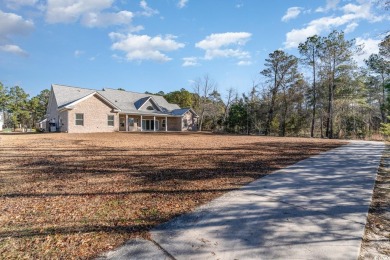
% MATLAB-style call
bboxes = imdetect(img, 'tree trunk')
[266,90,277,136]
[382,74,387,123]
[320,113,324,138]
[326,82,332,138]
[310,57,316,138]
[281,89,288,137]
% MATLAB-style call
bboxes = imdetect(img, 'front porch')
[119,114,181,132]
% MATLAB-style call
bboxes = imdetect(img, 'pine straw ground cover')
[359,144,390,259]
[0,132,344,259]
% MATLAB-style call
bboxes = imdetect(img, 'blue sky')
[0,0,389,97]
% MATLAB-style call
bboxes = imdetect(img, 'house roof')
[52,84,96,108]
[51,84,192,117]
[171,108,198,117]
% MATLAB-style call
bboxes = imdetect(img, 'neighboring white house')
[0,111,3,131]
[36,118,47,131]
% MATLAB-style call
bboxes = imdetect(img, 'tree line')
[156,30,390,139]
[0,83,49,130]
[1,30,389,139]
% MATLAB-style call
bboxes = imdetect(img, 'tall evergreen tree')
[260,50,299,136]
[7,86,30,130]
[319,30,355,138]
[299,35,321,137]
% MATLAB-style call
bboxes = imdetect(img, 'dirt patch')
[0,132,344,259]
[359,144,390,259]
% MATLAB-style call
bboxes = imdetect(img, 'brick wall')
[67,95,119,133]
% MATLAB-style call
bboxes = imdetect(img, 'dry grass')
[0,132,344,259]
[359,145,390,259]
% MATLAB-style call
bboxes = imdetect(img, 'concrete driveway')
[99,141,385,260]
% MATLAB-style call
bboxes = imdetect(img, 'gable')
[72,94,117,112]
[61,92,120,112]
[46,87,58,118]
[138,98,161,112]
[52,84,95,108]
[171,108,199,117]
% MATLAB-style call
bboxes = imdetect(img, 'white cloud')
[177,0,188,9]
[202,48,250,60]
[0,10,34,55]
[127,25,144,33]
[0,10,34,42]
[0,44,28,56]
[354,37,381,66]
[344,22,358,33]
[81,10,133,27]
[45,0,135,28]
[196,32,251,50]
[138,0,158,17]
[74,50,84,57]
[281,7,302,22]
[195,32,252,63]
[237,60,252,66]
[109,32,184,62]
[182,57,199,67]
[284,1,384,49]
[4,0,38,9]
[316,0,340,13]
[46,0,114,24]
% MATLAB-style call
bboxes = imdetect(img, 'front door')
[119,116,126,131]
[142,119,159,131]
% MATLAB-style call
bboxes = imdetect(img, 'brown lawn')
[0,132,345,259]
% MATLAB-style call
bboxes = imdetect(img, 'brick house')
[46,84,198,133]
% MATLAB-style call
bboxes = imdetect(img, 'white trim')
[46,86,55,117]
[107,115,115,127]
[61,92,121,111]
[137,96,163,112]
[75,113,84,126]
[119,111,180,117]
[125,114,128,131]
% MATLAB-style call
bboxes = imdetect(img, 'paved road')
[99,141,385,260]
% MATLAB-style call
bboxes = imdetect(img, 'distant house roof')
[51,84,197,117]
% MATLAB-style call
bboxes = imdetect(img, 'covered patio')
[119,114,182,132]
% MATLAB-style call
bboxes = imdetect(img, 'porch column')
[165,116,168,131]
[140,115,143,131]
[125,114,128,132]
[153,116,156,131]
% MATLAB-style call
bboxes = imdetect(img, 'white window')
[108,115,114,126]
[75,113,84,126]
[162,119,166,128]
